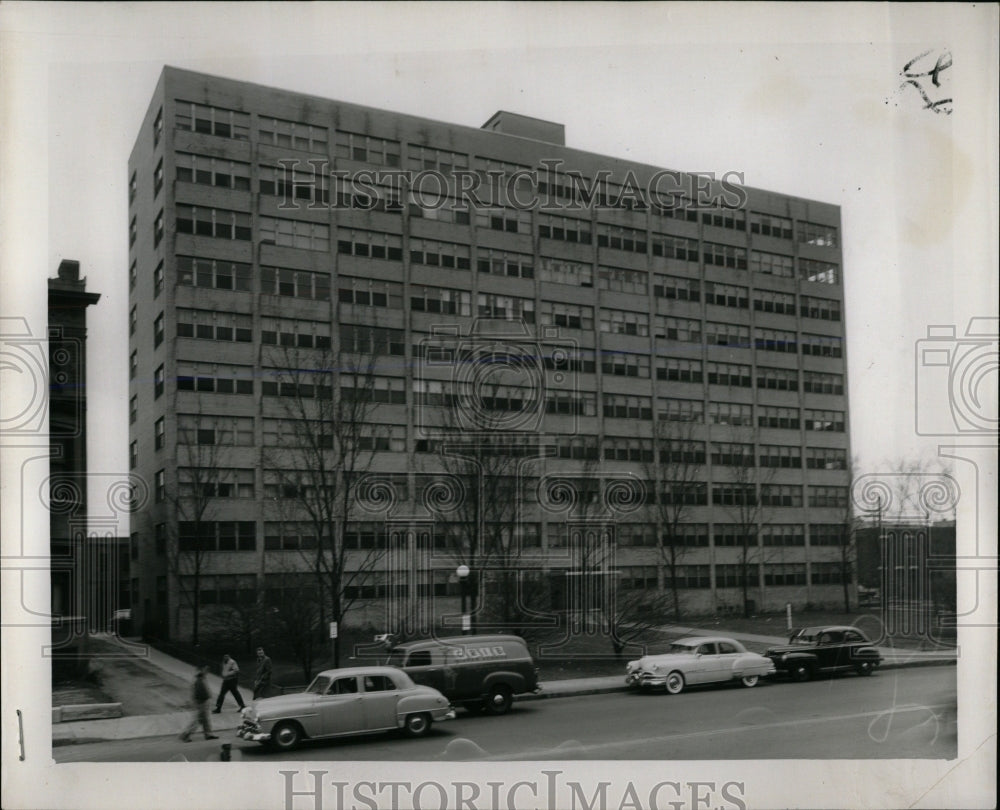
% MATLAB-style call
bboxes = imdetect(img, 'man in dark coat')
[180,666,218,742]
[253,647,272,700]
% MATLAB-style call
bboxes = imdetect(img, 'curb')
[52,656,957,745]
[53,703,124,723]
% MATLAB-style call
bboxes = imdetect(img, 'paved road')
[55,666,956,762]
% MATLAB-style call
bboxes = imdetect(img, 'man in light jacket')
[213,654,246,712]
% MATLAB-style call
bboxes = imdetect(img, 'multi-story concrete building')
[129,66,852,642]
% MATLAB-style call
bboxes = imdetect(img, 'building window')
[477,249,534,279]
[749,212,792,239]
[176,152,251,190]
[129,171,137,204]
[803,370,843,395]
[129,351,137,380]
[540,301,593,331]
[710,442,755,467]
[600,308,649,337]
[177,256,252,292]
[761,525,805,546]
[753,327,797,353]
[129,216,137,247]
[600,350,650,379]
[707,401,753,426]
[334,131,400,166]
[129,260,137,290]
[758,405,800,430]
[129,395,138,425]
[651,233,699,262]
[410,238,472,270]
[761,484,803,507]
[808,485,849,508]
[764,563,807,586]
[177,308,253,343]
[129,306,137,336]
[806,446,848,470]
[659,482,708,506]
[338,276,403,310]
[153,158,163,197]
[154,363,164,398]
[753,289,796,315]
[705,323,750,349]
[601,436,650,463]
[155,417,165,450]
[537,213,592,244]
[261,266,330,300]
[804,408,845,432]
[656,357,703,383]
[545,391,597,417]
[756,366,798,391]
[155,523,166,554]
[596,224,646,254]
[800,295,841,321]
[259,316,331,350]
[800,333,844,358]
[810,561,844,584]
[758,444,802,468]
[704,281,748,308]
[153,107,163,146]
[179,467,255,499]
[339,324,404,356]
[700,207,746,231]
[653,273,701,302]
[153,210,164,246]
[153,312,164,347]
[799,259,839,285]
[176,361,255,395]
[178,205,252,241]
[706,361,752,387]
[337,229,403,261]
[809,524,847,545]
[703,241,747,270]
[175,100,249,140]
[409,285,471,316]
[538,257,593,287]
[154,469,165,502]
[750,251,794,278]
[129,441,138,469]
[602,393,653,420]
[153,260,164,297]
[797,221,838,248]
[655,315,701,343]
[656,440,705,465]
[657,397,704,422]
[179,414,254,447]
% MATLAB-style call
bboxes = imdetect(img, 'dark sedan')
[765,625,882,681]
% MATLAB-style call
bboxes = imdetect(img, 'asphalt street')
[55,664,956,762]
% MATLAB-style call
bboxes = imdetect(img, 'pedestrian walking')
[213,654,246,713]
[179,666,218,742]
[253,646,272,700]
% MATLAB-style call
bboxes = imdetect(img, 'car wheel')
[271,721,302,751]
[485,685,513,715]
[740,675,759,688]
[404,713,432,738]
[664,671,685,695]
[856,661,874,676]
[791,663,812,682]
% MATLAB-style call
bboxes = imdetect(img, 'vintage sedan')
[625,637,776,694]
[237,666,455,750]
[765,625,882,681]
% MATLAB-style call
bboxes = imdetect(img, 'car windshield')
[668,643,697,654]
[790,631,819,645]
[305,675,333,694]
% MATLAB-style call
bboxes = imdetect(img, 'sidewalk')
[52,630,956,746]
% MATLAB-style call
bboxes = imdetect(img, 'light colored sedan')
[625,637,776,694]
[237,666,455,750]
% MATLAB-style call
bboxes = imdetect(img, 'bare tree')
[262,338,386,667]
[834,455,863,613]
[643,416,705,619]
[716,425,776,617]
[167,418,230,645]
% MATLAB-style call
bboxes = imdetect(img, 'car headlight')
[241,707,258,722]
[626,661,638,672]
[651,664,661,673]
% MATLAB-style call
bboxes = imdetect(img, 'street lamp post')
[456,564,471,635]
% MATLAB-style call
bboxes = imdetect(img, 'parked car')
[237,666,455,750]
[106,608,132,636]
[384,634,539,715]
[625,637,776,694]
[764,625,882,681]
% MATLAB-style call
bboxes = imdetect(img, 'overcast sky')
[2,1,997,506]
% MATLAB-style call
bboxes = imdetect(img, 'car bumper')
[237,724,271,742]
[437,708,457,722]
[625,672,667,689]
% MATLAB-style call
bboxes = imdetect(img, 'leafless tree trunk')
[261,341,385,667]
